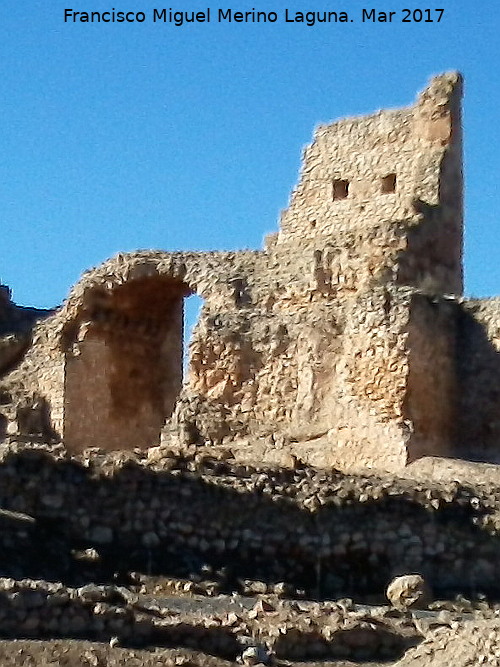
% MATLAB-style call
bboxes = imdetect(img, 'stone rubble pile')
[394,620,500,667]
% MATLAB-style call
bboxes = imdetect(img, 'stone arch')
[63,274,198,452]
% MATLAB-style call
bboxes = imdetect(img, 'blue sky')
[0,0,499,315]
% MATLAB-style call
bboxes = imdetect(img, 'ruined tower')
[274,71,463,297]
[5,73,498,472]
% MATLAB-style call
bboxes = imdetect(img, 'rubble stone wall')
[1,446,500,600]
[0,320,65,436]
[275,73,463,298]
[0,577,422,662]
[1,73,499,472]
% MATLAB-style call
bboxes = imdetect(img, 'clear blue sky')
[0,0,499,310]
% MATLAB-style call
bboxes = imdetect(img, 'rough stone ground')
[393,621,500,666]
[0,640,387,667]
[3,446,500,665]
[2,580,500,667]
[3,627,500,667]
[0,641,226,666]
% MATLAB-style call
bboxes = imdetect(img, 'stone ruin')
[3,73,500,666]
[1,71,500,472]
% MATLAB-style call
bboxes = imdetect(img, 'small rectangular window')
[333,179,349,200]
[381,173,397,194]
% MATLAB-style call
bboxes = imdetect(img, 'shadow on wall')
[456,307,500,462]
[0,413,6,441]
[396,199,461,295]
[64,276,205,452]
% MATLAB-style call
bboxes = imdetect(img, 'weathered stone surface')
[386,575,431,611]
[0,73,477,473]
[394,621,500,667]
[0,576,428,661]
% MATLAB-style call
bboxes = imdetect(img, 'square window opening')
[381,173,397,194]
[333,179,349,200]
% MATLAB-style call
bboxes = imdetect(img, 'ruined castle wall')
[184,284,463,474]
[185,285,413,472]
[280,290,460,471]
[0,74,472,471]
[399,79,463,294]
[273,110,417,299]
[0,318,66,436]
[60,250,262,452]
[212,287,422,473]
[320,288,411,471]
[188,300,338,437]
[1,250,267,450]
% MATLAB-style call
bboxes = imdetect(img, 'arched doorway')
[63,276,196,452]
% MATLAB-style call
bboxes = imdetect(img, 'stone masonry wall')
[64,277,188,451]
[404,294,459,462]
[274,72,463,298]
[0,576,422,662]
[1,445,500,601]
[2,72,499,472]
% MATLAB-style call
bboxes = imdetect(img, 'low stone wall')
[0,578,421,661]
[0,444,500,601]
